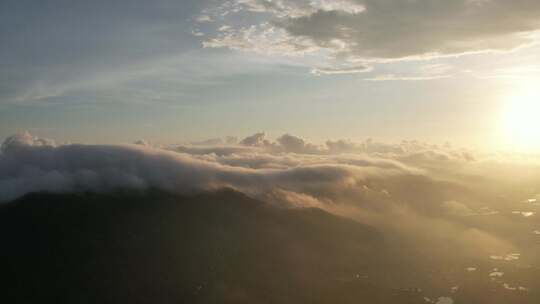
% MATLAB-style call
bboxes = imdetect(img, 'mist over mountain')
[1,132,540,303]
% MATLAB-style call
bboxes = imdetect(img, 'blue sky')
[1,0,539,150]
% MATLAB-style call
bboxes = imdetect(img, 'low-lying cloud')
[2,132,539,210]
[3,131,540,259]
[0,132,413,204]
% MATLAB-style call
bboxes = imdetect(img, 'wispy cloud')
[198,0,540,73]
[312,64,372,75]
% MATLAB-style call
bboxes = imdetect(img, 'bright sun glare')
[502,83,540,151]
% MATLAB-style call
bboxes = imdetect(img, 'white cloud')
[239,132,272,147]
[276,133,322,153]
[203,23,319,57]
[0,132,415,203]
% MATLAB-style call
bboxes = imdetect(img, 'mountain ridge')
[1,189,415,304]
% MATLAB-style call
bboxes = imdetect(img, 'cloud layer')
[3,132,539,218]
[1,132,410,203]
[3,131,540,268]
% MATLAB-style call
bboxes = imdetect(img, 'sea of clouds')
[2,131,540,259]
[2,131,538,206]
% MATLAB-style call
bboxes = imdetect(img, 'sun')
[502,84,540,151]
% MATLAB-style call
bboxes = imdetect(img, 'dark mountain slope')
[0,190,422,304]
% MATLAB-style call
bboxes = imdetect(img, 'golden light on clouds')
[502,81,540,151]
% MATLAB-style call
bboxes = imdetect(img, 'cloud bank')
[0,132,409,203]
[2,132,539,219]
[3,131,540,264]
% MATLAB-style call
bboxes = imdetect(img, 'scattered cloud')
[239,132,272,147]
[490,253,520,261]
[202,23,319,57]
[276,133,322,153]
[489,270,504,277]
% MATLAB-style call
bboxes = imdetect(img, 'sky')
[1,0,540,151]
